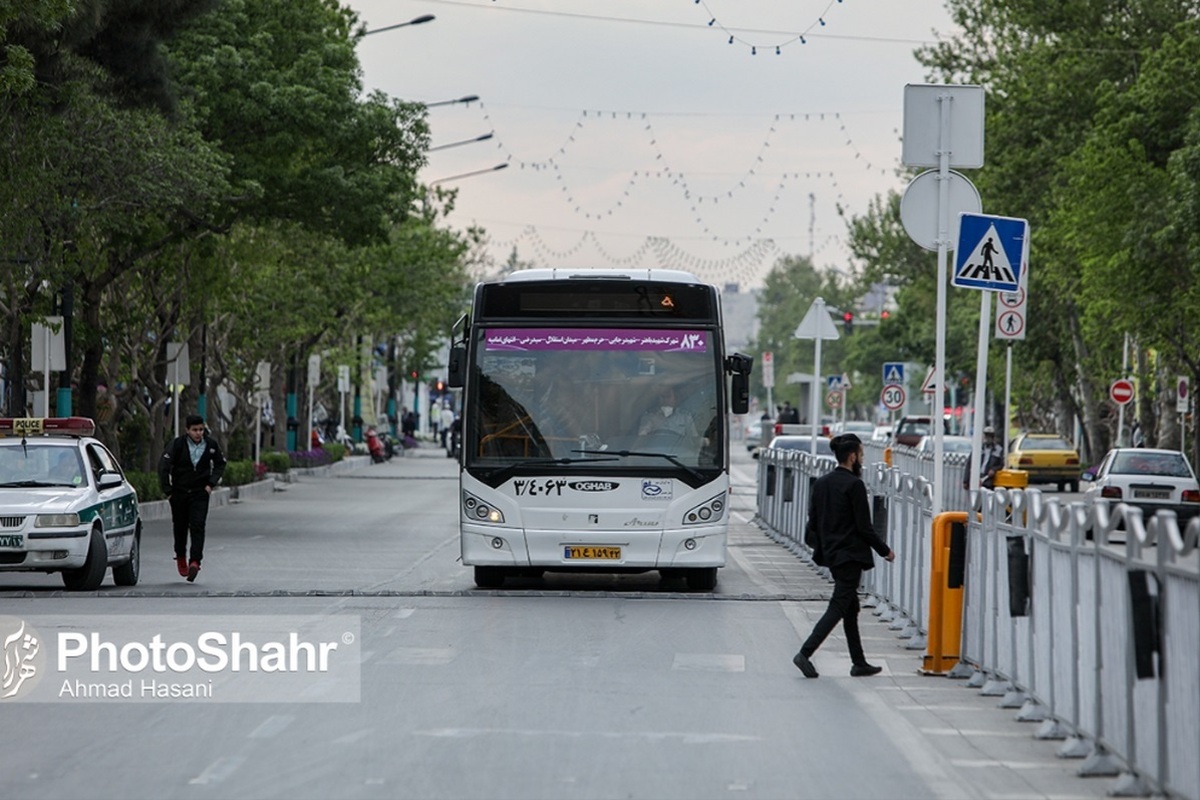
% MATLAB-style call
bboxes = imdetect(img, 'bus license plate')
[0,535,23,548]
[564,546,621,560]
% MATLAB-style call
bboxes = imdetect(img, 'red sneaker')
[186,561,200,583]
[176,557,188,577]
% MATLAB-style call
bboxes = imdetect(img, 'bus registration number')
[564,546,621,560]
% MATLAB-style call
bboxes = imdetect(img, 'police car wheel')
[62,528,108,591]
[113,529,140,586]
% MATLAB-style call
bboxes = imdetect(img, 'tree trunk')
[1066,302,1103,463]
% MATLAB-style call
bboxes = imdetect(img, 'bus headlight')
[683,493,726,525]
[462,490,504,524]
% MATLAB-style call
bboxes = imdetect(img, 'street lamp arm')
[428,132,494,152]
[429,163,509,186]
[425,95,480,108]
[363,14,435,36]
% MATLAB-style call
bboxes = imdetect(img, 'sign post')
[794,298,840,457]
[952,212,1030,492]
[337,365,351,443]
[903,83,985,516]
[761,351,775,421]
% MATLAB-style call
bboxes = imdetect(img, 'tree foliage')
[0,0,477,469]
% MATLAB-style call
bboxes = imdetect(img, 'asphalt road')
[0,446,1111,800]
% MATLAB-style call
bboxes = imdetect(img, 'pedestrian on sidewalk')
[793,433,894,678]
[158,414,227,583]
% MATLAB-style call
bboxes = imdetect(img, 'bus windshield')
[467,327,722,470]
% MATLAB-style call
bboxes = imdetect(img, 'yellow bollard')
[994,469,1028,489]
[922,511,969,675]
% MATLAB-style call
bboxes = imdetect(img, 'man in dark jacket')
[793,433,894,678]
[158,415,226,582]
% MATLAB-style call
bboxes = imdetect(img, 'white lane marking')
[416,728,760,743]
[671,653,745,672]
[383,646,456,665]
[247,714,294,739]
[948,759,1059,770]
[188,756,246,785]
[333,728,375,745]
[920,728,1030,738]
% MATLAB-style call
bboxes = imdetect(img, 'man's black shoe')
[792,652,818,678]
[850,662,883,677]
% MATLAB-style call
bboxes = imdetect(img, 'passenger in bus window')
[638,385,699,440]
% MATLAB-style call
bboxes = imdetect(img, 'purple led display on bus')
[485,329,709,353]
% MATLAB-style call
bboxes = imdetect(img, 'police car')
[0,417,140,590]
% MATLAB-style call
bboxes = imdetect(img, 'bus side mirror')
[447,346,466,388]
[730,373,749,415]
[725,353,752,415]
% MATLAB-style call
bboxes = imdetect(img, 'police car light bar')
[0,417,96,437]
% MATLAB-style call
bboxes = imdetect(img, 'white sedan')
[0,417,141,590]
[1082,447,1200,525]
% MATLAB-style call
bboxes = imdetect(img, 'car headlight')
[35,513,81,528]
[684,493,726,525]
[462,490,504,524]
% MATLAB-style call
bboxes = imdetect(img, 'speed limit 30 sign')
[881,384,905,411]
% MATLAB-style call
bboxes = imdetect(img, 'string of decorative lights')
[482,223,847,286]
[408,0,933,48]
[693,0,845,55]
[456,102,883,239]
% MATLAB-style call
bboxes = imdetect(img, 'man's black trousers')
[800,563,866,665]
[170,490,210,563]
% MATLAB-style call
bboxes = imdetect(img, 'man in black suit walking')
[793,433,894,678]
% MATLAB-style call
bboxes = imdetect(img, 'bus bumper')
[461,523,726,568]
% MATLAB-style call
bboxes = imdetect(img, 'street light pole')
[362,14,434,36]
[428,132,494,152]
[425,95,479,108]
[429,163,509,186]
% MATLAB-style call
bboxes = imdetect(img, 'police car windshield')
[0,445,85,488]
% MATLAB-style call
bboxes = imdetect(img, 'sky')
[347,0,959,288]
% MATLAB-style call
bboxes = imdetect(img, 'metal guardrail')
[756,443,1200,800]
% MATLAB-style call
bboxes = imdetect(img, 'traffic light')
[843,311,854,334]
[880,309,890,320]
[435,379,445,392]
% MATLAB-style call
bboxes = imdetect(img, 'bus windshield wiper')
[486,456,620,484]
[579,450,703,483]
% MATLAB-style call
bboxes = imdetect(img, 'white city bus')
[447,269,751,591]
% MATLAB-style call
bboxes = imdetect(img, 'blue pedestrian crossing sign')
[882,362,905,385]
[953,212,1029,293]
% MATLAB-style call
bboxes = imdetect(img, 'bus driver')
[638,385,699,440]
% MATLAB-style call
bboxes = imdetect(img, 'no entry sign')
[1110,379,1134,406]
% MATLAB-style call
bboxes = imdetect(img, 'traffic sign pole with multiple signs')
[952,211,1030,491]
[903,83,985,515]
